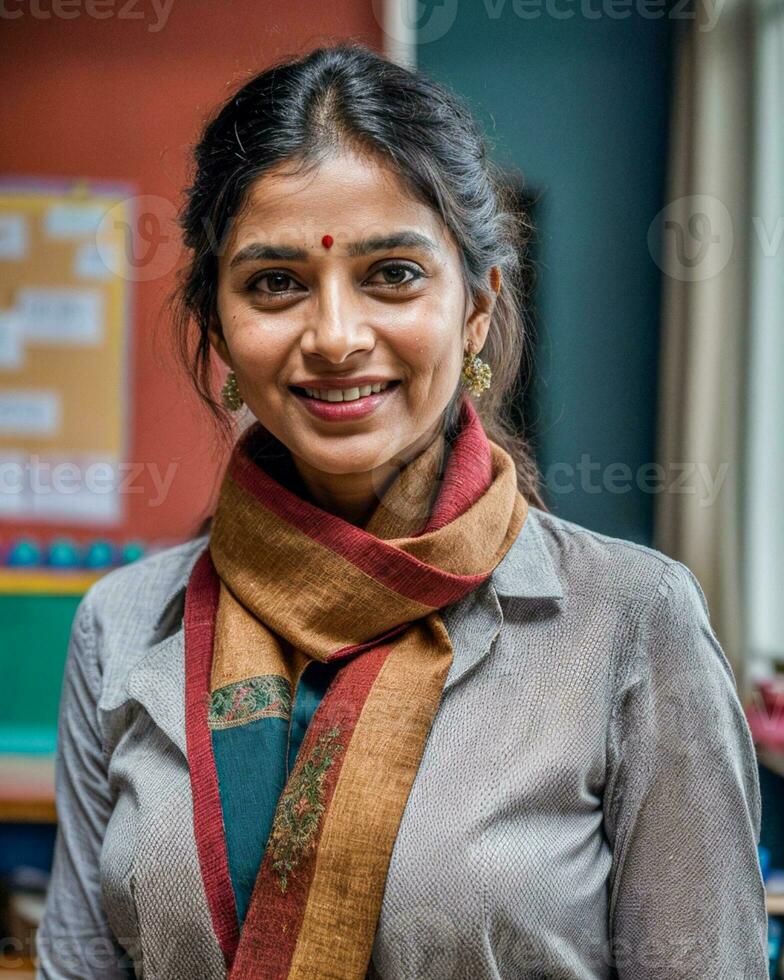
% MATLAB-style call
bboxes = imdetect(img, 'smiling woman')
[205,146,511,524]
[36,41,767,980]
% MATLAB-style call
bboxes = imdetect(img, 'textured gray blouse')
[35,505,768,979]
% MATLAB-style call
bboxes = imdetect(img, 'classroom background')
[1,0,782,974]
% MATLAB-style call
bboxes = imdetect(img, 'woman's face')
[210,148,497,477]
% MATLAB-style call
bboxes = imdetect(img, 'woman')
[36,43,767,980]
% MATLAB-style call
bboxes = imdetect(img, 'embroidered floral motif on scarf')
[267,725,345,893]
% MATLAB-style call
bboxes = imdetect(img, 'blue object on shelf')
[46,537,80,569]
[83,539,116,569]
[6,538,42,567]
[120,540,145,564]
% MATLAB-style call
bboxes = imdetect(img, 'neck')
[291,421,445,528]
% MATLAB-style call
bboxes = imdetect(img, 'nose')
[300,279,374,364]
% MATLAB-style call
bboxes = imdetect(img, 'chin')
[296,439,401,476]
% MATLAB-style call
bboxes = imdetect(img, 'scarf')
[184,394,528,979]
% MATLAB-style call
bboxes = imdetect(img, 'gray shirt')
[35,505,768,979]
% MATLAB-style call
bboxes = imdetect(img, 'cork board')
[0,177,134,524]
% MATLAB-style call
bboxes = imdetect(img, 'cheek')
[389,320,460,372]
[378,283,462,364]
[222,312,290,380]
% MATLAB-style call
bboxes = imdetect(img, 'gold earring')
[221,370,244,411]
[461,347,492,396]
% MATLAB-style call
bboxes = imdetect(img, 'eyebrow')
[228,230,439,269]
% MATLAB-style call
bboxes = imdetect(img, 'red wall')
[0,0,382,550]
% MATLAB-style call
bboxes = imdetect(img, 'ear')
[464,265,502,352]
[207,312,232,370]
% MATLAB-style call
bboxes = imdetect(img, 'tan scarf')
[183,395,528,978]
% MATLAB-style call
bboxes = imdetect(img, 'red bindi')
[321,234,334,249]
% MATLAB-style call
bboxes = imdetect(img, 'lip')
[290,380,399,422]
[289,375,398,391]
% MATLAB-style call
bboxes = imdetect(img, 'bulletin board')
[0,176,134,526]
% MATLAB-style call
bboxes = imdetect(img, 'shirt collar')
[151,535,209,635]
[491,505,565,600]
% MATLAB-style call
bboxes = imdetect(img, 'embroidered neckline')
[208,675,292,730]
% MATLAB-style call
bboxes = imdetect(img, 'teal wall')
[417,9,673,544]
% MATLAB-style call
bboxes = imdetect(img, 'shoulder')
[83,533,208,630]
[517,508,721,680]
[526,505,700,613]
[76,533,209,675]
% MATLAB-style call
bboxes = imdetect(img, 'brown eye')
[366,262,424,288]
[380,266,408,284]
[253,272,296,294]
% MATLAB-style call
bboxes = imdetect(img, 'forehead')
[221,150,452,258]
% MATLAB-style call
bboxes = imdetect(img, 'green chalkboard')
[0,594,80,754]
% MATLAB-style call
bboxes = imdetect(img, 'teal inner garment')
[210,659,340,925]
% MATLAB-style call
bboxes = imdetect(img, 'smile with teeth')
[297,381,396,402]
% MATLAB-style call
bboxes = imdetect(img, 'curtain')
[745,0,784,686]
[654,0,763,702]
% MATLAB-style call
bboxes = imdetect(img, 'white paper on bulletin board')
[0,177,134,524]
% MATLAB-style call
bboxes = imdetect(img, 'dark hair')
[168,41,547,516]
